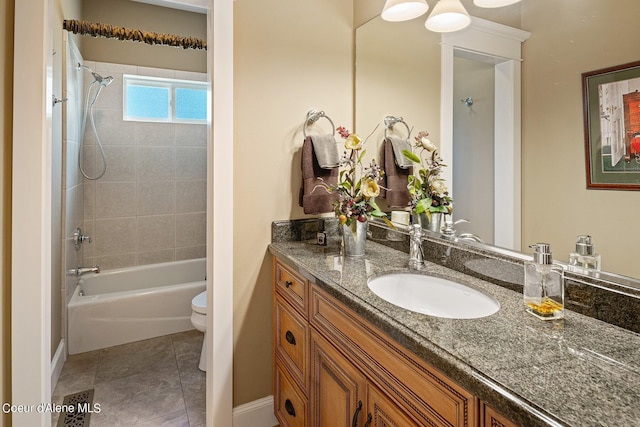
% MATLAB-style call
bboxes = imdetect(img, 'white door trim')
[11,0,53,425]
[207,0,234,425]
[440,17,529,250]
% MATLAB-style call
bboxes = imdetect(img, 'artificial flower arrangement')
[402,131,453,220]
[319,126,387,228]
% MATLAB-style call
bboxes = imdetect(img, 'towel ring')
[303,110,335,138]
[384,115,411,140]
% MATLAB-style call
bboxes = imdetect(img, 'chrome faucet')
[442,218,485,244]
[68,266,100,277]
[408,224,424,270]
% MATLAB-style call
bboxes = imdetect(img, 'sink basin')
[367,273,500,319]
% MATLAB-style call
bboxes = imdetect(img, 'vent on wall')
[129,0,207,14]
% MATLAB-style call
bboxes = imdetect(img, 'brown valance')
[63,19,207,51]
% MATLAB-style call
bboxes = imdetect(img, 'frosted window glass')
[175,88,207,120]
[126,85,170,119]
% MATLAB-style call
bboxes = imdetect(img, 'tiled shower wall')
[81,61,207,270]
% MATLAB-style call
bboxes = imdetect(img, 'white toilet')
[191,290,207,371]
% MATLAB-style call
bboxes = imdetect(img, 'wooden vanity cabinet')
[273,256,516,427]
[273,259,310,427]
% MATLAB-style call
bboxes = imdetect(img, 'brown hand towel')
[299,136,339,214]
[380,138,412,208]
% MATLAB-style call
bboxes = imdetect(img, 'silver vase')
[342,220,367,257]
[412,212,443,233]
[427,213,443,233]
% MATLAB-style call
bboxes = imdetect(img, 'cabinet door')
[366,383,421,427]
[310,329,367,427]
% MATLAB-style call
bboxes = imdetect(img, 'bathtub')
[68,258,206,354]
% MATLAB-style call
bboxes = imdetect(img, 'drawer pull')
[363,413,372,427]
[351,400,362,427]
[284,399,296,417]
[285,280,293,288]
[285,330,297,345]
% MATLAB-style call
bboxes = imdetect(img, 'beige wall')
[521,0,640,277]
[81,0,206,73]
[1,0,12,424]
[233,0,354,406]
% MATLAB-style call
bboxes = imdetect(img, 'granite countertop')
[269,239,640,427]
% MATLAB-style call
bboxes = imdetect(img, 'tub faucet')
[408,224,424,270]
[68,266,100,277]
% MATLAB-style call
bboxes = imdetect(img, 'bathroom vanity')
[269,220,640,427]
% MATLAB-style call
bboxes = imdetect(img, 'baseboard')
[232,395,279,427]
[51,339,67,394]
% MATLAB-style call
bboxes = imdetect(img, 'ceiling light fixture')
[473,0,521,7]
[381,0,430,22]
[425,0,471,33]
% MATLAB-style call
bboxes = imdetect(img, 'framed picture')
[582,60,640,190]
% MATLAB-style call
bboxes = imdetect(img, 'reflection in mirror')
[355,13,640,286]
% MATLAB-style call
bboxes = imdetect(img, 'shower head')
[77,63,114,87]
[94,73,114,87]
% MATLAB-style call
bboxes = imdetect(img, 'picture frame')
[582,60,640,190]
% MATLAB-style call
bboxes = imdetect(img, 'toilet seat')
[192,291,207,314]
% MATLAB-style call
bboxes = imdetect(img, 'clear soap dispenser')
[569,235,601,270]
[524,243,564,320]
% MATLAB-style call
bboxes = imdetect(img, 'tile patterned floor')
[52,330,206,427]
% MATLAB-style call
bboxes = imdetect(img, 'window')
[124,75,207,123]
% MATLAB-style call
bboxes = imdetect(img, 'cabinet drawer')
[481,403,519,427]
[275,296,308,390]
[311,285,477,427]
[274,359,308,427]
[274,259,308,316]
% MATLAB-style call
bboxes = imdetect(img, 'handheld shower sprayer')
[77,63,114,86]
[77,62,112,180]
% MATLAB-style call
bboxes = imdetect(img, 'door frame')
[439,17,530,250]
[11,0,234,425]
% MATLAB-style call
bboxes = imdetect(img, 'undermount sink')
[367,273,500,319]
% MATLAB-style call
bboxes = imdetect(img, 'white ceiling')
[130,0,207,14]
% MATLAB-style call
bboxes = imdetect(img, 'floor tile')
[52,330,206,426]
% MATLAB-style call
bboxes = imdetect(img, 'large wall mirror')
[355,11,640,285]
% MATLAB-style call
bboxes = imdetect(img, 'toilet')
[191,290,207,371]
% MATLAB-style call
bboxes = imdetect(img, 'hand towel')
[299,136,339,214]
[310,134,340,169]
[388,136,413,169]
[380,138,412,208]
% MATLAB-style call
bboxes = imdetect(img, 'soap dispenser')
[523,243,564,320]
[569,235,601,270]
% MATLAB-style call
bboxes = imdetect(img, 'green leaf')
[402,149,421,164]
[415,198,432,214]
[357,149,367,164]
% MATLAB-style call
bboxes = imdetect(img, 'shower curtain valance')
[62,19,207,51]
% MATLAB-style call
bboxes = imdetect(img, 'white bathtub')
[68,258,206,354]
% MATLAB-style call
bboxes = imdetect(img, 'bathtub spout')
[68,266,100,277]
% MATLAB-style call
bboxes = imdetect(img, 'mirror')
[355,13,640,284]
